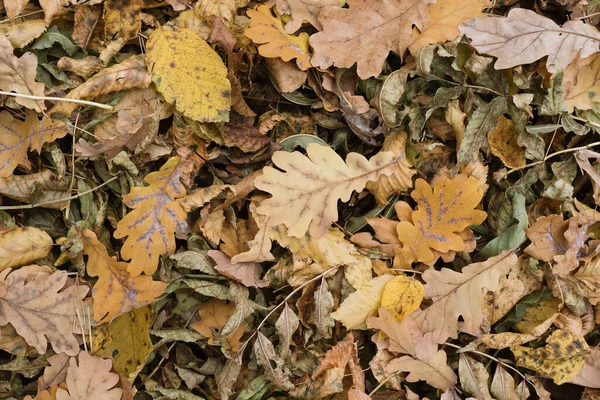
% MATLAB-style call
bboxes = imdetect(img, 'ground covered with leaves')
[5,0,600,399]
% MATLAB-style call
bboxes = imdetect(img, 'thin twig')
[0,10,44,23]
[0,90,114,110]
[0,175,119,210]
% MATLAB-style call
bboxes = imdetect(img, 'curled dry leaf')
[0,226,52,273]
[253,331,294,390]
[0,266,88,356]
[207,250,268,288]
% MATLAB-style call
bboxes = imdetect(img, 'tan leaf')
[72,4,101,49]
[255,143,397,239]
[222,124,272,153]
[265,58,307,93]
[0,35,45,111]
[570,347,600,388]
[114,157,188,276]
[491,364,526,400]
[365,132,415,205]
[459,8,600,70]
[195,0,237,22]
[0,20,47,48]
[310,0,431,79]
[253,331,294,390]
[0,169,71,209]
[4,0,30,20]
[0,111,68,178]
[208,250,268,288]
[178,184,234,213]
[55,352,122,400]
[367,309,458,391]
[81,230,166,323]
[487,116,526,169]
[57,56,104,79]
[563,53,600,112]
[459,354,493,400]
[395,174,487,268]
[413,251,518,343]
[0,227,52,273]
[245,5,312,70]
[275,302,300,359]
[0,266,88,355]
[50,55,151,117]
[273,0,339,33]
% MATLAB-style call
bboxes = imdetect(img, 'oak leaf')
[0,110,67,178]
[81,230,166,323]
[459,8,600,70]
[563,53,600,112]
[408,0,489,53]
[55,352,122,400]
[0,226,52,273]
[146,26,231,122]
[114,157,188,276]
[245,6,312,71]
[0,35,45,111]
[367,309,458,391]
[309,0,431,79]
[0,266,88,356]
[413,251,518,343]
[255,143,397,239]
[395,174,487,268]
[272,0,339,33]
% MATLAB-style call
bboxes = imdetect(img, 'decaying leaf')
[563,53,600,112]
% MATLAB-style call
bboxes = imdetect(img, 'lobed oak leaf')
[459,8,600,70]
[413,251,518,343]
[245,5,312,71]
[114,157,188,276]
[0,266,88,356]
[81,230,166,323]
[309,0,432,79]
[0,110,68,178]
[146,26,231,122]
[55,352,122,400]
[0,226,52,273]
[0,35,45,111]
[367,309,458,391]
[255,143,398,239]
[395,174,487,268]
[271,0,339,33]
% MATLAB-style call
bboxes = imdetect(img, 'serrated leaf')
[31,26,78,56]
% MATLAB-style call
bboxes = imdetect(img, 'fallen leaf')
[275,302,300,359]
[0,20,48,48]
[207,250,268,288]
[487,116,526,169]
[55,352,122,400]
[190,297,246,353]
[253,331,294,390]
[459,354,493,400]
[563,53,600,112]
[380,275,424,323]
[195,0,237,22]
[0,226,52,273]
[114,157,188,276]
[272,0,339,33]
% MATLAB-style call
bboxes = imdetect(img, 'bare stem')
[0,91,114,110]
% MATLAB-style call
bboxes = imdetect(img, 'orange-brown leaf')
[114,157,188,276]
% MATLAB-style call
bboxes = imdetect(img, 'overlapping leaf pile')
[4,0,600,399]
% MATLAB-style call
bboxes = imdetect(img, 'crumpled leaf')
[207,250,268,288]
[310,0,431,79]
[55,352,122,400]
[0,20,48,48]
[275,302,300,359]
[480,192,528,258]
[190,297,246,353]
[394,174,487,268]
[253,331,294,390]
[255,143,397,239]
[414,251,518,343]
[0,226,52,273]
[0,266,88,356]
[146,26,231,122]
[459,8,600,70]
[512,330,590,385]
[114,157,188,276]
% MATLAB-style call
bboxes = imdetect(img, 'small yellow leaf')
[511,330,590,385]
[487,116,526,169]
[245,5,312,70]
[0,227,52,273]
[381,275,424,323]
[146,27,231,122]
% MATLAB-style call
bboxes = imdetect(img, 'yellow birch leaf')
[81,230,166,323]
[512,330,590,385]
[0,110,68,178]
[114,157,188,276]
[146,26,231,122]
[408,0,490,53]
[92,306,154,381]
[331,274,395,330]
[381,275,424,323]
[0,227,52,273]
[395,174,487,268]
[255,143,398,239]
[563,53,600,112]
[365,132,415,205]
[245,5,312,71]
[487,115,526,169]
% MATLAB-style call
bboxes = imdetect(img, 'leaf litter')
[4,0,600,399]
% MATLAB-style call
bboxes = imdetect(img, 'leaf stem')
[0,90,114,110]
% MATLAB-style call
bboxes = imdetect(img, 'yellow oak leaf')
[487,116,526,169]
[563,53,600,112]
[0,226,52,273]
[381,275,424,323]
[395,174,487,268]
[146,26,231,122]
[245,5,312,70]
[512,330,590,385]
[408,0,489,53]
[92,306,154,381]
[114,157,188,276]
[413,251,518,344]
[0,110,68,178]
[255,143,398,239]
[81,230,166,323]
